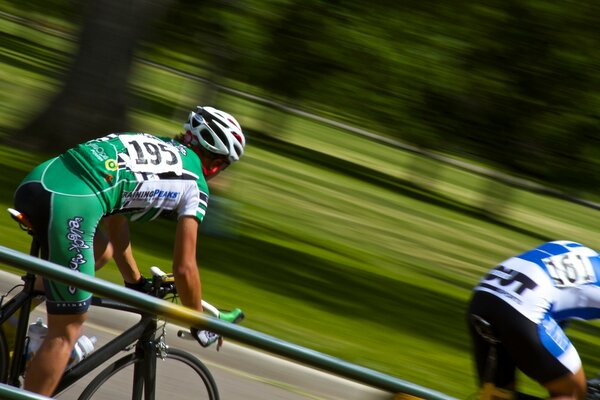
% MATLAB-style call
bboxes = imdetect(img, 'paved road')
[1,271,392,399]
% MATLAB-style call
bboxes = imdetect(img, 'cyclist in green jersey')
[13,106,245,396]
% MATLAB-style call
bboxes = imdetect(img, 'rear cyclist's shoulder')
[522,240,597,257]
[546,240,589,249]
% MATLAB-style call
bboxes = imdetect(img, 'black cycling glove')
[124,276,153,294]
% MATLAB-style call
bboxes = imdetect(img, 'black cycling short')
[467,291,575,386]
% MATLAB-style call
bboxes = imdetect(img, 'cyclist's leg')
[467,292,517,392]
[509,315,585,400]
[42,190,99,314]
[23,192,100,395]
[15,157,103,308]
[23,313,87,395]
[542,368,586,400]
[15,158,104,395]
[468,324,517,391]
[537,316,585,400]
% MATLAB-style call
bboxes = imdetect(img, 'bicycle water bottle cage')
[471,315,500,345]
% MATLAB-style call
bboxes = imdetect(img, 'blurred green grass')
[2,15,600,398]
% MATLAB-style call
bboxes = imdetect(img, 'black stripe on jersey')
[130,207,161,222]
[159,209,178,220]
[117,153,128,165]
[199,192,208,203]
[122,182,143,207]
[156,171,199,181]
[111,207,178,222]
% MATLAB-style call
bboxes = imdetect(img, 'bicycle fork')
[132,321,169,400]
[131,340,155,400]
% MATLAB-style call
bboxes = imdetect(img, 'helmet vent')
[191,115,203,128]
[200,128,216,146]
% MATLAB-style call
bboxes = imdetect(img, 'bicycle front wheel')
[78,348,219,400]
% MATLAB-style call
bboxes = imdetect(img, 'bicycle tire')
[0,327,9,383]
[77,348,219,400]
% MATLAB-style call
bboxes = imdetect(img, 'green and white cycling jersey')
[64,133,209,222]
[14,132,209,314]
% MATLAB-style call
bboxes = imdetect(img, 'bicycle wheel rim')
[76,349,219,400]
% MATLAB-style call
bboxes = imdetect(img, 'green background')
[1,11,600,399]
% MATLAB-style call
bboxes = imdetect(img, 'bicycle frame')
[3,209,224,398]
[0,271,169,398]
[0,272,39,385]
[55,296,164,397]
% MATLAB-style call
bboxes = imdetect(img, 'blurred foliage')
[2,0,599,191]
[153,0,600,193]
[2,10,600,395]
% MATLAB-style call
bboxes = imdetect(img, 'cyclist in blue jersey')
[467,240,600,400]
[13,106,245,396]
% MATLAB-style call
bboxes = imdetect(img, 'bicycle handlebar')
[149,266,243,321]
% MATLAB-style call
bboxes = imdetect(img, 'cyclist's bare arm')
[93,219,113,270]
[103,215,142,284]
[151,266,244,350]
[172,215,202,312]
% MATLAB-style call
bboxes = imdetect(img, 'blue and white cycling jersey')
[474,240,600,323]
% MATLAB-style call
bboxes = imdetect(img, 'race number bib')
[542,252,597,287]
[119,134,183,176]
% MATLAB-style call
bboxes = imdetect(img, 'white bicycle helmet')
[183,106,245,163]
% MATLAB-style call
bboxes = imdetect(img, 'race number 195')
[119,134,183,176]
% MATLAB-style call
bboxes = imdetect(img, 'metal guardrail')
[0,384,51,400]
[0,245,457,400]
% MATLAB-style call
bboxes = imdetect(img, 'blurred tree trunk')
[196,37,229,107]
[198,0,240,106]
[18,0,174,152]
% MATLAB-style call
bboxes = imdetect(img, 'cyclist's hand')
[190,327,221,348]
[588,375,600,399]
[189,308,244,349]
[124,276,153,294]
